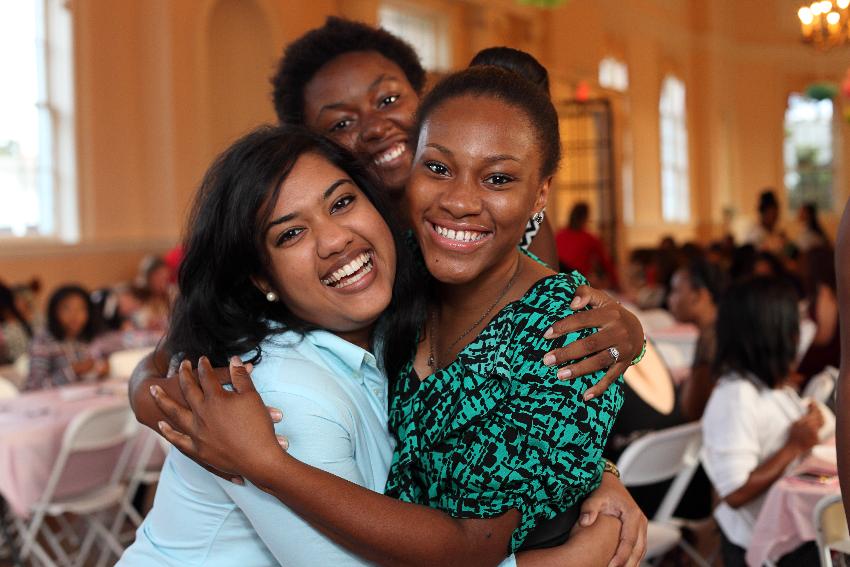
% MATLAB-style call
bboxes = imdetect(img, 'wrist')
[245,446,294,489]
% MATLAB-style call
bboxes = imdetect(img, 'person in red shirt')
[556,203,620,289]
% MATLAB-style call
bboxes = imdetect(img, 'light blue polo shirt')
[119,329,519,566]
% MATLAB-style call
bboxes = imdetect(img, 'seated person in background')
[745,189,786,255]
[25,285,108,391]
[0,282,33,365]
[555,203,619,289]
[795,202,828,252]
[702,276,831,567]
[667,258,726,421]
[797,245,839,383]
[134,255,174,332]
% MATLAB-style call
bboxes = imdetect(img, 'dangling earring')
[533,211,544,224]
[265,291,278,302]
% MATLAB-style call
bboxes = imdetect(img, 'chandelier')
[798,1,850,49]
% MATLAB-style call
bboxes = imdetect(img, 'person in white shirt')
[745,189,786,254]
[701,276,831,567]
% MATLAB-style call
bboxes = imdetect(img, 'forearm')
[128,349,179,430]
[248,452,514,567]
[724,443,802,508]
[516,515,619,567]
[678,365,713,422]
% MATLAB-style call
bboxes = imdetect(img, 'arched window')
[783,94,833,210]
[0,0,75,239]
[598,56,628,92]
[378,2,450,71]
[659,75,690,222]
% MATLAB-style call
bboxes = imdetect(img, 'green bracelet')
[630,337,647,366]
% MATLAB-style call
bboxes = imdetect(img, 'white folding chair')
[616,421,711,566]
[814,494,850,567]
[15,404,138,567]
[0,375,18,400]
[107,432,170,546]
[107,348,153,381]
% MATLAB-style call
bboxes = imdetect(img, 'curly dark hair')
[414,66,561,179]
[271,17,426,125]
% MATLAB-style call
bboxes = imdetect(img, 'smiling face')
[406,95,550,285]
[258,152,396,342]
[302,51,419,194]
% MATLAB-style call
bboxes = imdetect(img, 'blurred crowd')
[0,250,181,392]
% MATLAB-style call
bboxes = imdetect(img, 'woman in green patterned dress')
[153,66,625,566]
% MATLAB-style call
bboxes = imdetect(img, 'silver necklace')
[427,260,523,370]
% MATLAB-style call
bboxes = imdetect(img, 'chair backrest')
[108,348,153,380]
[36,404,138,510]
[0,375,18,400]
[616,421,703,522]
[814,494,849,567]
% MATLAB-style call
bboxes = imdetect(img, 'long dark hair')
[164,125,424,380]
[0,283,32,337]
[46,285,100,342]
[714,276,799,388]
[801,202,826,237]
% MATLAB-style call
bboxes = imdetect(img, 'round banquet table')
[746,450,839,567]
[0,381,160,518]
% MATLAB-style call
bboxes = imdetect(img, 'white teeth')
[373,143,405,166]
[433,224,487,243]
[321,253,373,287]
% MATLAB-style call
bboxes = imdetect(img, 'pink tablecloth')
[746,455,839,567]
[0,382,160,517]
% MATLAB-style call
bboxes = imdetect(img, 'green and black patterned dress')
[384,271,624,553]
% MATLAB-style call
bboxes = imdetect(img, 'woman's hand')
[151,356,286,479]
[578,472,647,567]
[543,285,644,400]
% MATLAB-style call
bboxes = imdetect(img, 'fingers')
[229,356,257,395]
[609,515,647,567]
[197,356,223,398]
[276,435,289,451]
[267,406,283,423]
[545,306,618,340]
[572,285,615,310]
[578,508,599,527]
[150,384,195,433]
[157,420,195,455]
[625,519,648,567]
[582,363,628,401]
[554,349,615,382]
[545,326,621,368]
[178,360,205,409]
[570,285,593,310]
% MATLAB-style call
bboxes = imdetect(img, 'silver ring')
[608,346,620,363]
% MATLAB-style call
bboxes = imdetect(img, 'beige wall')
[2,0,848,296]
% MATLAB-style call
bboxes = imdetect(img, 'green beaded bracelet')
[629,337,647,366]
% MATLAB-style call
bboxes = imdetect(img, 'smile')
[432,224,488,242]
[427,221,493,252]
[321,251,374,288]
[373,142,406,167]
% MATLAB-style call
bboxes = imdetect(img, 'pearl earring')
[265,291,278,302]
